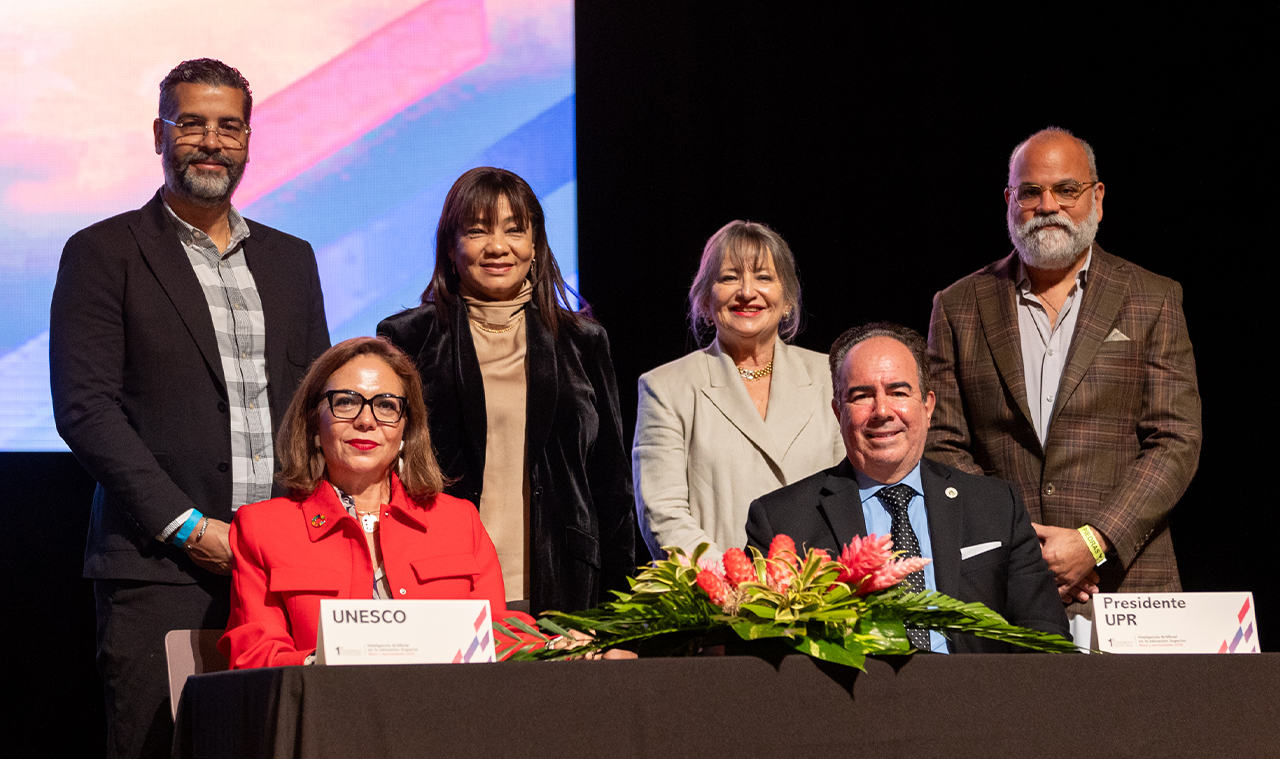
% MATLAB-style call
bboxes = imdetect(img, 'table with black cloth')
[174,654,1278,758]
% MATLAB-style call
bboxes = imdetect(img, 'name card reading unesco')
[316,599,497,665]
[334,608,410,624]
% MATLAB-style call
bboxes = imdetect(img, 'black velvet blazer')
[378,299,635,613]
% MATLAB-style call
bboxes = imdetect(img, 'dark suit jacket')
[745,458,1068,653]
[50,190,330,584]
[377,299,634,614]
[927,246,1201,594]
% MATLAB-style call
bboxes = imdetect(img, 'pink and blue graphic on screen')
[0,0,577,451]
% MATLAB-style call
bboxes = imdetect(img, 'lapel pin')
[945,487,958,499]
[311,515,326,528]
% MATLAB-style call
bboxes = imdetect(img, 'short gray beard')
[162,145,245,207]
[1008,198,1099,270]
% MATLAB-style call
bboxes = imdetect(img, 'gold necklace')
[737,359,774,381]
[470,318,517,334]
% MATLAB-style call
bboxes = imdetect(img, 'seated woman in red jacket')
[220,337,539,668]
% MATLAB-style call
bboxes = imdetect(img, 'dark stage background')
[0,7,1264,756]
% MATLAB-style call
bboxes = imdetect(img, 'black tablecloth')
[174,653,1279,758]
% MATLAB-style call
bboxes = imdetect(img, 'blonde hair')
[688,220,801,342]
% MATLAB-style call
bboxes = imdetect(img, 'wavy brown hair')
[276,337,445,501]
[421,167,587,337]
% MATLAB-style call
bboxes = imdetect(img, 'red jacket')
[220,475,539,668]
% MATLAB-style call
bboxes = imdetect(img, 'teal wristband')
[174,510,204,545]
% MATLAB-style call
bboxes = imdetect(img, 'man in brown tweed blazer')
[926,128,1202,638]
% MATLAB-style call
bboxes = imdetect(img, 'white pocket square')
[1103,328,1130,342]
[960,541,1001,560]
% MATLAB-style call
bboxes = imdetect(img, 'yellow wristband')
[1078,525,1106,566]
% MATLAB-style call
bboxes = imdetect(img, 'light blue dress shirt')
[855,463,948,654]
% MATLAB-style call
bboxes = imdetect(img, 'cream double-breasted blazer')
[633,337,845,561]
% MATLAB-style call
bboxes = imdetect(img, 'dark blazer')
[50,190,330,584]
[927,246,1201,594]
[745,457,1069,653]
[377,299,635,614]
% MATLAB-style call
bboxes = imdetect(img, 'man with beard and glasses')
[925,127,1201,647]
[50,59,329,758]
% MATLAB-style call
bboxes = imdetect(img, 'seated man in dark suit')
[746,322,1067,653]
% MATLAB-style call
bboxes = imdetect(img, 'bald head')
[1004,127,1105,270]
[1009,127,1098,185]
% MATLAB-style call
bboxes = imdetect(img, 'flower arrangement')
[497,534,1077,667]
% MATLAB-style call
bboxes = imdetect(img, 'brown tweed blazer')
[926,246,1201,594]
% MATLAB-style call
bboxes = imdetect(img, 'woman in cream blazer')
[633,221,844,561]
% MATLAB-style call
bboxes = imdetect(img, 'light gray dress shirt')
[1016,247,1092,446]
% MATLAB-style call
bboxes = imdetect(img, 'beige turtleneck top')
[462,282,533,602]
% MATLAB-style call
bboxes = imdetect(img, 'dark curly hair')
[159,58,254,123]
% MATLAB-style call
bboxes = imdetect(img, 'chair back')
[164,629,229,720]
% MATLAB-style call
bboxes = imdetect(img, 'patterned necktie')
[876,483,931,651]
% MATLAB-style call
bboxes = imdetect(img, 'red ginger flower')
[696,569,731,606]
[698,557,725,575]
[810,548,832,565]
[722,548,755,588]
[861,556,932,595]
[767,560,795,593]
[836,534,895,588]
[768,535,801,568]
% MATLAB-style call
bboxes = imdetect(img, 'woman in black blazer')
[378,167,634,614]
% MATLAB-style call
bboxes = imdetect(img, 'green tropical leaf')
[789,634,867,670]
[750,551,769,583]
[822,584,853,603]
[739,603,777,619]
[806,608,864,622]
[536,619,577,639]
[857,616,911,653]
[502,616,549,640]
[730,621,794,640]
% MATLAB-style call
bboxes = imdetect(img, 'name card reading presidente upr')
[315,599,496,665]
[1094,592,1258,654]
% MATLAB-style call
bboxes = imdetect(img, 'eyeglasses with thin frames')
[160,118,251,149]
[1008,181,1099,209]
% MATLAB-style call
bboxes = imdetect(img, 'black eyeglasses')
[160,117,251,149]
[322,390,407,424]
[1008,181,1099,209]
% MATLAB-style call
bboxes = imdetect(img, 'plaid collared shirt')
[158,201,275,541]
